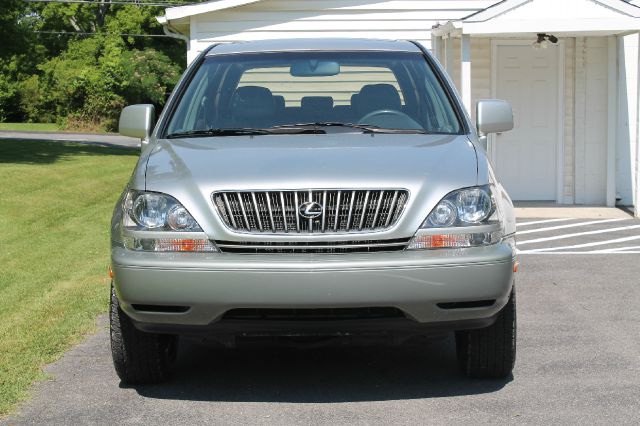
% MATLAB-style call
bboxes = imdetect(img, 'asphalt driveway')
[5,218,640,425]
[0,130,140,148]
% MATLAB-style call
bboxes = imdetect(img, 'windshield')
[165,51,462,137]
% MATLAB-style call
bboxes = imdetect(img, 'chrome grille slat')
[321,190,327,232]
[358,190,370,230]
[244,193,258,229]
[278,192,288,233]
[385,190,399,227]
[393,191,408,224]
[294,192,300,232]
[285,192,296,232]
[333,190,342,231]
[346,190,356,230]
[265,191,275,232]
[213,189,408,234]
[307,190,313,231]
[221,193,236,228]
[370,191,383,228]
[250,192,263,231]
[236,193,250,229]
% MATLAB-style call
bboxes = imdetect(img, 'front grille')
[222,307,406,321]
[216,237,410,254]
[213,189,409,234]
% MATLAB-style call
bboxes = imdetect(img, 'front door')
[492,42,561,201]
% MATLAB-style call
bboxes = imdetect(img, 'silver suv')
[111,38,517,384]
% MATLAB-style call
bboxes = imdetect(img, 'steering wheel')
[357,109,423,130]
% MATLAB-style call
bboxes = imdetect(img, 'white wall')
[187,0,496,63]
[617,34,638,206]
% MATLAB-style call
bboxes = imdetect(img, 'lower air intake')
[437,300,495,310]
[222,307,406,321]
[216,237,410,254]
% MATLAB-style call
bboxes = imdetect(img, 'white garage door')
[492,43,561,201]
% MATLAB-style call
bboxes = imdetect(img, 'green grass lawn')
[0,139,138,416]
[0,123,59,132]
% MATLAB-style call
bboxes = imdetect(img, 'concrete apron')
[514,203,633,219]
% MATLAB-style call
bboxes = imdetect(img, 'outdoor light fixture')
[532,33,559,49]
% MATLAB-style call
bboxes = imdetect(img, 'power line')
[24,0,194,6]
[33,30,180,38]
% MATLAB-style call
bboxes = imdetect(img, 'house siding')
[574,37,608,205]
[564,38,575,203]
[187,0,496,63]
[470,38,491,122]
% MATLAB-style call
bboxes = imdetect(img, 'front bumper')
[112,241,515,333]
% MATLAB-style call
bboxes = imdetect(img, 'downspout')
[161,20,190,64]
[636,33,640,217]
[162,23,189,44]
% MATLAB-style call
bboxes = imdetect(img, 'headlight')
[408,185,501,250]
[119,190,218,252]
[423,185,495,228]
[124,191,202,231]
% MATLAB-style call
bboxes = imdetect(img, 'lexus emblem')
[299,201,323,219]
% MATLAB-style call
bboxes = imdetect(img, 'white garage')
[158,0,640,214]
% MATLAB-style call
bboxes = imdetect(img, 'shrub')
[19,36,181,131]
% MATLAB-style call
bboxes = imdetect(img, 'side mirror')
[476,99,513,135]
[119,104,155,140]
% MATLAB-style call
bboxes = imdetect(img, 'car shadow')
[0,138,137,164]
[130,335,512,403]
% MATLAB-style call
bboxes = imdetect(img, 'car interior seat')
[230,86,276,128]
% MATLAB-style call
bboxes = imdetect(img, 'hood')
[144,133,479,239]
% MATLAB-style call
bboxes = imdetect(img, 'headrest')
[356,84,401,115]
[273,95,285,111]
[301,96,333,111]
[350,93,360,110]
[231,86,275,123]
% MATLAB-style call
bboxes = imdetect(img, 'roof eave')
[163,0,264,22]
[433,17,640,37]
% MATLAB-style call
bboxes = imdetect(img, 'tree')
[0,0,28,60]
[1,0,192,128]
[21,34,181,130]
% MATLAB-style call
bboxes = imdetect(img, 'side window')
[420,69,459,133]
[166,66,213,134]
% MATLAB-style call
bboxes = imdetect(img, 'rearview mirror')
[290,60,340,77]
[476,99,513,135]
[119,104,155,140]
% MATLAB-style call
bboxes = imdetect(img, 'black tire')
[110,284,177,384]
[456,286,516,379]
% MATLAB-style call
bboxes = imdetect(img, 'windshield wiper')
[269,122,428,134]
[167,123,427,139]
[166,128,272,139]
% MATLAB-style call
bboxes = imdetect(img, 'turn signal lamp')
[408,231,501,249]
[123,237,218,252]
